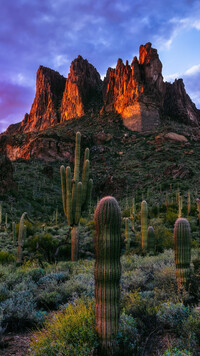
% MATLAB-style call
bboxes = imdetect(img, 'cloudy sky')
[0,0,200,133]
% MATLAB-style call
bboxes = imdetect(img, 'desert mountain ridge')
[4,42,200,136]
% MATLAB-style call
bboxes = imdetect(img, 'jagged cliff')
[4,42,200,136]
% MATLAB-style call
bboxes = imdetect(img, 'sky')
[0,0,200,133]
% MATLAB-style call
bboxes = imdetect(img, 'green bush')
[29,298,98,356]
[0,251,15,264]
[163,348,192,356]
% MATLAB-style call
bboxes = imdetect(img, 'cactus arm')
[66,166,73,225]
[73,131,81,182]
[75,182,82,225]
[81,159,90,205]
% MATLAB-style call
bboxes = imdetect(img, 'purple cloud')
[0,0,200,132]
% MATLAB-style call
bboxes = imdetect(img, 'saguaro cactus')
[178,195,183,218]
[174,217,191,290]
[124,217,130,251]
[141,200,148,252]
[17,212,27,263]
[94,196,121,352]
[147,225,155,253]
[60,132,93,261]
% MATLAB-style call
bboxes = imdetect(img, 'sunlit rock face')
[4,42,200,135]
[60,55,103,122]
[19,66,66,133]
[102,42,165,131]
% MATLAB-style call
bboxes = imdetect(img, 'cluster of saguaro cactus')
[60,132,93,261]
[173,217,191,290]
[141,200,148,252]
[94,196,121,352]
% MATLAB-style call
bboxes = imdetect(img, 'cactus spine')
[147,225,155,254]
[60,132,93,261]
[141,200,148,252]
[174,218,191,290]
[94,196,121,351]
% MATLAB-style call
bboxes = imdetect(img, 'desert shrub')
[165,209,178,225]
[157,303,190,334]
[163,348,192,355]
[0,251,15,264]
[29,298,98,356]
[0,291,45,330]
[121,290,157,333]
[30,298,139,356]
[26,233,60,262]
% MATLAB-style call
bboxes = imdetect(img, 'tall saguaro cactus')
[94,196,121,352]
[60,132,93,261]
[174,217,191,290]
[141,200,148,252]
[147,225,155,254]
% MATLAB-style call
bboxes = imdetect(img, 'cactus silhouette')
[60,132,93,261]
[174,217,191,290]
[141,200,148,252]
[94,196,121,352]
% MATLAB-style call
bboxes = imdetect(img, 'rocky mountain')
[4,42,200,137]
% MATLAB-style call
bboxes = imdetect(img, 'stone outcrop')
[19,66,66,132]
[3,43,200,135]
[164,79,200,126]
[60,55,103,121]
[102,42,165,131]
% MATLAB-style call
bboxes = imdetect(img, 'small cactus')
[124,217,130,251]
[174,217,191,290]
[147,225,155,253]
[141,200,148,252]
[178,195,183,218]
[94,196,121,351]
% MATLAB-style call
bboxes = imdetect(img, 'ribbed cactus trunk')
[94,196,121,353]
[17,212,27,263]
[71,226,79,261]
[141,200,148,252]
[174,217,191,290]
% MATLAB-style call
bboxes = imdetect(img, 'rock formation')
[60,55,103,121]
[164,79,200,126]
[102,42,165,131]
[19,66,66,133]
[3,43,200,135]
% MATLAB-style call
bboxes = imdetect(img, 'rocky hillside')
[4,42,200,138]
